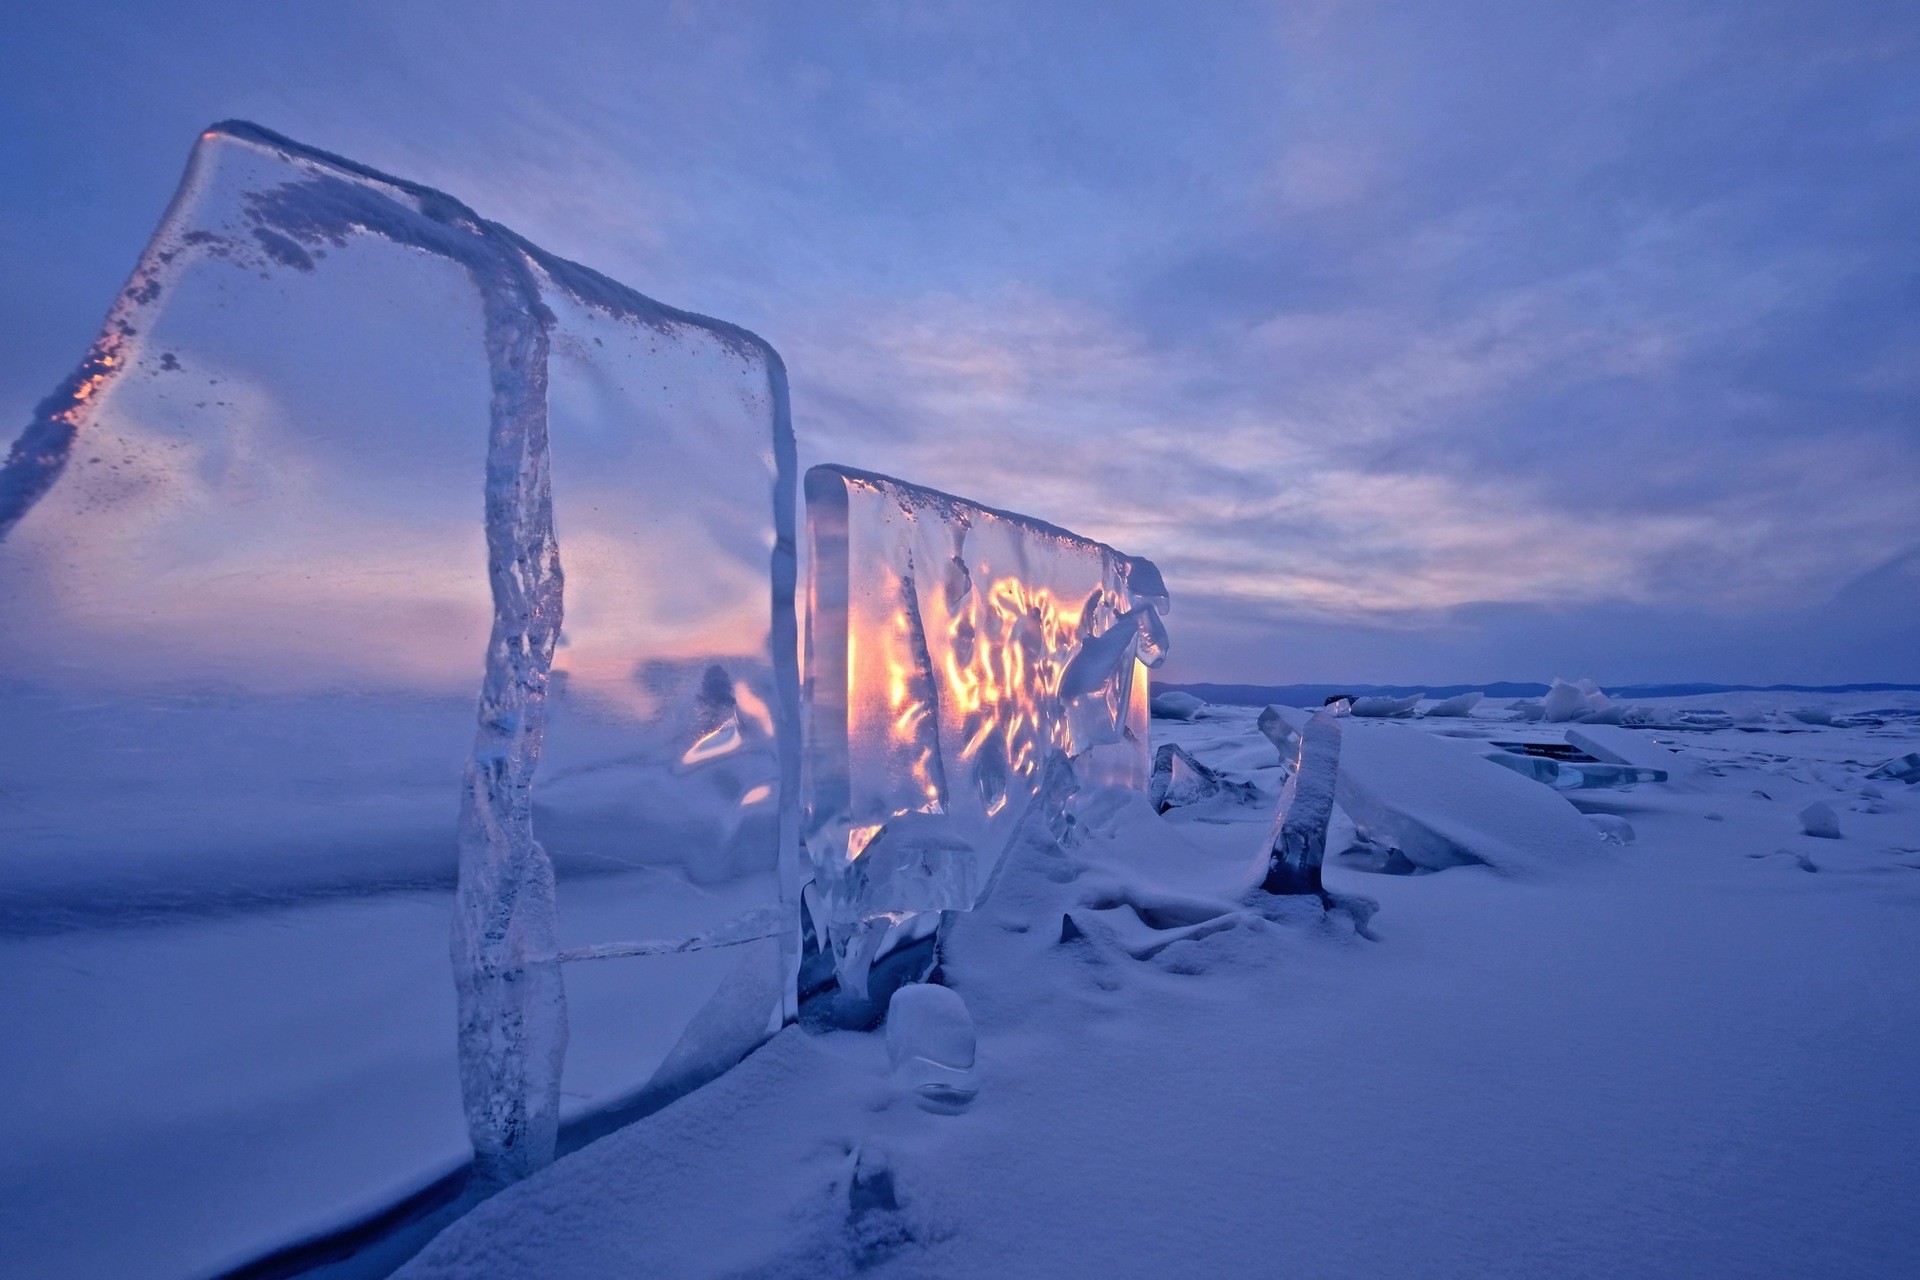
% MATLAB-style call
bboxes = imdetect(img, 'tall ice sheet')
[0,122,798,1198]
[803,465,1168,996]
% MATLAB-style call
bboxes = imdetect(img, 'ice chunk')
[802,466,1167,993]
[1541,678,1610,722]
[1150,690,1205,721]
[1423,691,1482,717]
[1149,743,1258,813]
[1799,801,1841,840]
[1349,692,1422,718]
[1258,711,1341,896]
[0,122,799,1190]
[1867,751,1920,784]
[885,983,979,1112]
[1566,724,1705,790]
[1481,749,1665,790]
[1587,814,1636,845]
[1261,706,1607,874]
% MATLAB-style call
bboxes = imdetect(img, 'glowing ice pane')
[802,465,1168,990]
[0,119,798,1262]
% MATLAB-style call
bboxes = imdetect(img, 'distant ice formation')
[0,122,798,1188]
[1348,692,1422,718]
[1423,691,1482,717]
[802,465,1168,1003]
[1149,690,1205,721]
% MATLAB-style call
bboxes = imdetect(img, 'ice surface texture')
[802,465,1167,997]
[0,123,798,1189]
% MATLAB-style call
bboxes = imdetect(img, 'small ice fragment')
[1149,743,1257,813]
[1149,690,1204,721]
[1586,814,1635,845]
[885,983,978,1112]
[1349,693,1423,718]
[1799,801,1841,840]
[1789,707,1833,726]
[1423,691,1482,717]
[1704,811,1725,821]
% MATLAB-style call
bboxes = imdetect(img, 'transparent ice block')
[0,122,798,1205]
[802,465,1167,993]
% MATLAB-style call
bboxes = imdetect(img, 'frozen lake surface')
[6,688,1919,1277]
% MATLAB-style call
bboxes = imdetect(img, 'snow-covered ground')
[0,866,776,1279]
[399,690,1920,1278]
[6,689,1920,1277]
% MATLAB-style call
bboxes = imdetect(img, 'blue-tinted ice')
[0,123,798,1192]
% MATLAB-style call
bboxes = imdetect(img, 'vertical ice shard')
[1258,712,1341,896]
[0,122,798,1195]
[803,465,1168,996]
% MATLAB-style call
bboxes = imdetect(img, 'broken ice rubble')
[0,122,799,1189]
[802,465,1168,998]
[1260,706,1607,874]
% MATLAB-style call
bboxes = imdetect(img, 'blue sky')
[3,0,1916,684]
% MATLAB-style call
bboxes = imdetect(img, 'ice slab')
[802,465,1167,992]
[1349,693,1422,718]
[1799,802,1842,840]
[1149,743,1257,814]
[0,122,798,1191]
[1867,752,1920,784]
[1566,724,1706,790]
[1261,706,1607,874]
[1483,751,1666,790]
[1150,690,1205,721]
[1423,691,1483,717]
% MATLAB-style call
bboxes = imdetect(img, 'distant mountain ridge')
[1161,681,1920,708]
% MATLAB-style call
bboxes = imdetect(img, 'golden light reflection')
[843,549,1134,860]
